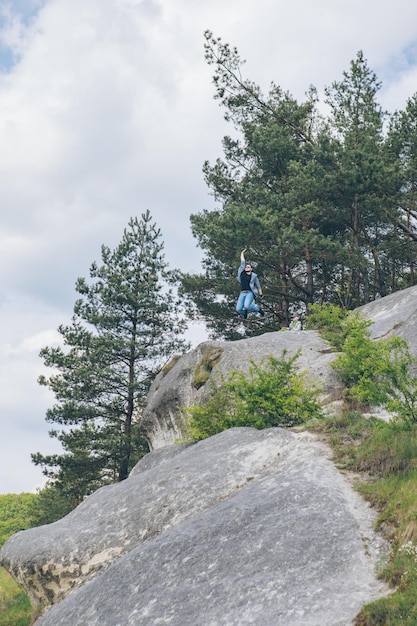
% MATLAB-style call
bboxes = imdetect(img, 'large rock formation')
[359,285,417,369]
[5,286,417,624]
[2,428,389,626]
[141,329,343,449]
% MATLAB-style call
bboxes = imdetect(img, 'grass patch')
[160,354,182,377]
[310,413,417,624]
[192,346,223,389]
[0,567,32,626]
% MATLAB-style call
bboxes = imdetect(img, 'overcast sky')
[1,0,417,494]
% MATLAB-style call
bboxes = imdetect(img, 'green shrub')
[308,305,417,424]
[331,320,386,405]
[332,321,417,421]
[183,351,324,442]
[305,303,350,350]
[378,341,417,425]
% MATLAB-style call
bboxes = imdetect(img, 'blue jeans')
[236,291,260,316]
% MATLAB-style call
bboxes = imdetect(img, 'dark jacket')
[237,261,262,297]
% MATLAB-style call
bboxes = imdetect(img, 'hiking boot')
[258,308,265,317]
[243,310,248,319]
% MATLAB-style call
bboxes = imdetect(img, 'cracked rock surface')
[2,428,389,626]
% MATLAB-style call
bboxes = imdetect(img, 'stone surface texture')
[11,428,389,626]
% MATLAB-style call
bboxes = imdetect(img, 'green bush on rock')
[183,351,324,442]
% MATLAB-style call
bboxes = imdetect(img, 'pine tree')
[387,94,417,286]
[324,51,403,305]
[181,32,338,338]
[32,212,189,505]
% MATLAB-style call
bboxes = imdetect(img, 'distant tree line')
[180,31,417,340]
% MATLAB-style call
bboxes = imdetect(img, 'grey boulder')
[141,330,343,449]
[2,428,389,626]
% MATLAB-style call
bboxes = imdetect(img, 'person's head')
[293,316,299,321]
[245,263,252,273]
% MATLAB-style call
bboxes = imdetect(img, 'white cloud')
[1,0,417,492]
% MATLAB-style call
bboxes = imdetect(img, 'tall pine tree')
[324,51,403,305]
[33,212,189,505]
[387,94,417,286]
[181,32,337,338]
